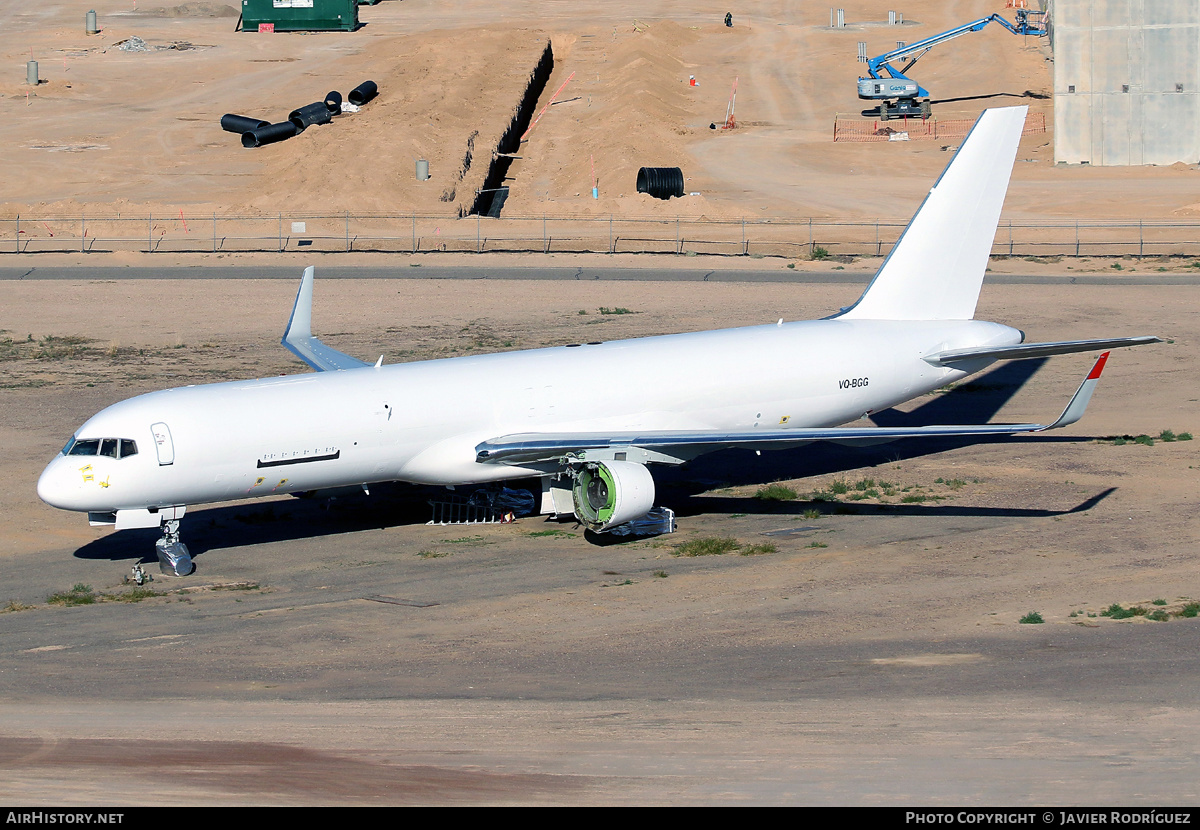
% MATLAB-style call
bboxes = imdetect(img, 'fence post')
[875,221,879,257]
[476,213,481,253]
[543,215,547,253]
[278,213,283,253]
[610,215,614,254]
[345,212,349,253]
[1075,221,1079,257]
[808,218,813,255]
[675,217,679,254]
[148,213,152,253]
[14,215,18,253]
[81,214,85,253]
[1139,220,1143,259]
[213,213,217,253]
[412,213,416,254]
[742,216,746,255]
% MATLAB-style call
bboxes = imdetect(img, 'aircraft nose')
[37,456,82,511]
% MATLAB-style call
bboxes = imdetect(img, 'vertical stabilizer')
[838,106,1027,321]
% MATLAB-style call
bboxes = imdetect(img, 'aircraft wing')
[476,352,1113,466]
[281,266,370,372]
[924,336,1159,367]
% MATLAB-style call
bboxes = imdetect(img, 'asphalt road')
[2,264,1199,284]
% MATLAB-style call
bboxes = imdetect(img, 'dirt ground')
[3,0,1200,808]
[2,0,1198,223]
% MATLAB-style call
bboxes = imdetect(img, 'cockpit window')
[68,439,100,456]
[63,438,139,458]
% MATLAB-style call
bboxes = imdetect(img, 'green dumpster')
[241,0,358,32]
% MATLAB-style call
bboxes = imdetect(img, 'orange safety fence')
[833,111,1046,143]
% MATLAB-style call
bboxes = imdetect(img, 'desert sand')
[1,0,1197,225]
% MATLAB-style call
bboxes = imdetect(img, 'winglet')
[1040,352,1109,430]
[283,266,316,343]
[281,267,370,372]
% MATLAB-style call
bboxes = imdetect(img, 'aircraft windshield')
[63,437,138,458]
[67,439,100,456]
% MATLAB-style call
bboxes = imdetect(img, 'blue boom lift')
[858,9,1046,120]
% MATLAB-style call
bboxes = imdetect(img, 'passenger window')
[68,439,100,456]
[119,439,138,458]
[100,439,118,458]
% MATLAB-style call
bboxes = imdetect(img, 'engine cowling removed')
[572,460,655,532]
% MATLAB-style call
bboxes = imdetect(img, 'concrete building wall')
[1052,0,1200,165]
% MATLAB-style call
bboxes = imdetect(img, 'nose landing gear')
[155,519,194,577]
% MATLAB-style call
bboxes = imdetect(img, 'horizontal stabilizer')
[282,266,370,372]
[476,353,1113,466]
[925,336,1160,367]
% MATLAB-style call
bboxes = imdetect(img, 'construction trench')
[467,39,555,218]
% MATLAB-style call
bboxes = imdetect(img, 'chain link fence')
[3,213,1199,259]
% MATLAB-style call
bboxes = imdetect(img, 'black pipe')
[324,90,342,114]
[347,80,377,106]
[242,121,298,148]
[636,167,685,200]
[221,113,269,134]
[288,102,333,132]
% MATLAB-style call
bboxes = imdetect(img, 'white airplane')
[37,106,1157,575]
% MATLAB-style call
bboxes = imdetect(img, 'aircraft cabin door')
[151,422,175,466]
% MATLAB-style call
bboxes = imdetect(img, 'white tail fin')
[838,106,1027,321]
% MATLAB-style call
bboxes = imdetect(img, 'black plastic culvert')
[347,80,377,106]
[324,90,342,114]
[289,102,333,131]
[221,114,270,134]
[242,121,298,148]
[636,167,685,200]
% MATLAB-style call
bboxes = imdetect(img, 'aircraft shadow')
[661,488,1116,522]
[71,484,446,563]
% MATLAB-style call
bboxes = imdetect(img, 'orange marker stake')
[520,71,575,142]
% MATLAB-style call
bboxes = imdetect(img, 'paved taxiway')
[3,264,1200,285]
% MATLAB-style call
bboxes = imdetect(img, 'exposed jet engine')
[572,460,655,532]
